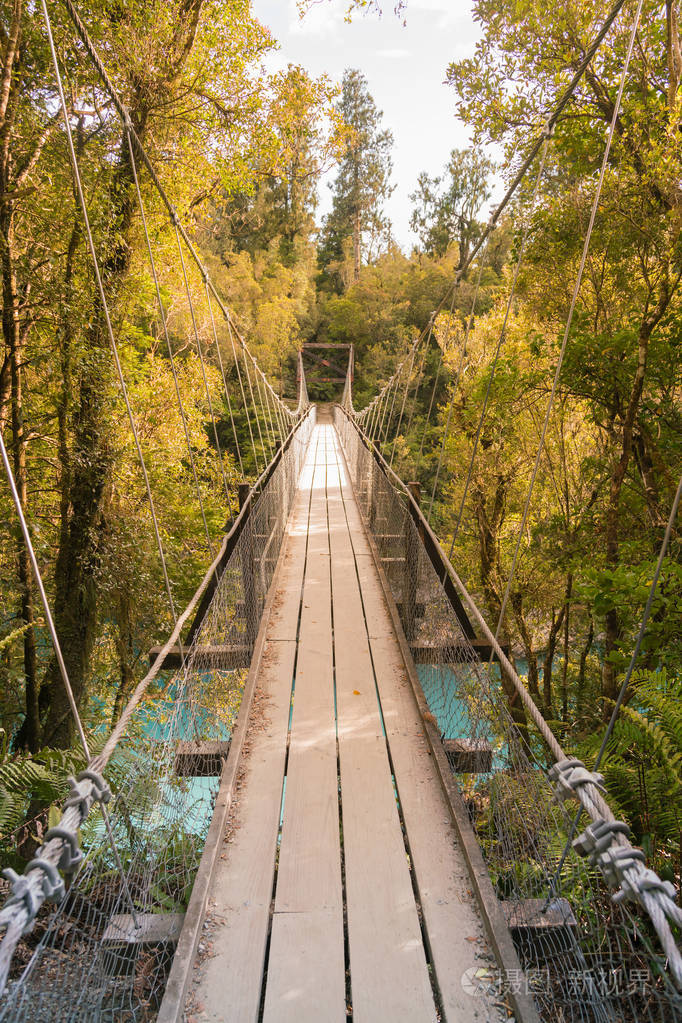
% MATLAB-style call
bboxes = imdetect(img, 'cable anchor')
[2,859,65,930]
[548,757,606,802]
[44,826,83,873]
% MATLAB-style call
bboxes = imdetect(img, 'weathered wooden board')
[263,429,345,1023]
[326,437,437,1023]
[195,441,316,1022]
[334,432,507,1023]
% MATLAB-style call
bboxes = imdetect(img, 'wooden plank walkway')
[191,421,508,1023]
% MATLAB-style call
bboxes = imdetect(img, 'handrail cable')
[426,245,489,521]
[205,281,245,476]
[0,429,141,984]
[174,223,233,504]
[547,470,682,907]
[337,406,682,985]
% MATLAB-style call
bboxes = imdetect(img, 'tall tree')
[447,0,682,717]
[318,69,394,289]
[409,148,493,265]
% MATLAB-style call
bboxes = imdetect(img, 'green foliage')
[580,671,682,878]
[409,148,494,262]
[318,69,395,290]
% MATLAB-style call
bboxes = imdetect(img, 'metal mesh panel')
[0,410,315,1023]
[334,405,682,1023]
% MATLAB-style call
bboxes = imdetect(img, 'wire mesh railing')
[0,406,315,1022]
[334,404,682,1023]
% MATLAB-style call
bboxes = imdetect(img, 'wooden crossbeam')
[103,912,185,975]
[302,349,348,379]
[174,740,231,777]
[302,343,351,349]
[409,639,507,663]
[148,644,251,671]
[501,898,577,936]
[442,738,493,774]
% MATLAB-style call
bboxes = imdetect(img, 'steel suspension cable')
[126,131,213,553]
[412,0,630,333]
[347,0,629,427]
[548,470,682,906]
[390,339,419,466]
[226,320,259,474]
[44,0,176,621]
[0,400,140,939]
[427,248,488,521]
[448,134,552,559]
[254,368,274,460]
[377,378,394,443]
[418,347,443,463]
[60,0,290,458]
[382,364,402,446]
[174,224,232,504]
[204,282,244,476]
[404,325,431,439]
[490,0,643,653]
[241,342,266,459]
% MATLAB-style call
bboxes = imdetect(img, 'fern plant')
[0,732,88,869]
[579,669,682,883]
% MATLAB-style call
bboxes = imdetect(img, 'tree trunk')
[472,477,529,737]
[2,209,39,750]
[601,279,670,715]
[41,113,147,747]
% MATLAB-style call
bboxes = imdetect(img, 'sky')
[251,0,483,251]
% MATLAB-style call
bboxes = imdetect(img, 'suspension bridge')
[1,0,682,1020]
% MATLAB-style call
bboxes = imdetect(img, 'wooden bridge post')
[239,483,259,650]
[404,482,421,641]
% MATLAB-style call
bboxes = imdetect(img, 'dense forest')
[0,0,680,888]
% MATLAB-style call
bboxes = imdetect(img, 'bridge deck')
[192,422,505,1023]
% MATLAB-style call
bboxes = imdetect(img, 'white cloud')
[376,47,410,58]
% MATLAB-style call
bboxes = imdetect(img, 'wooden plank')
[169,433,318,1023]
[148,644,251,671]
[335,430,542,1023]
[157,489,303,1023]
[267,432,318,642]
[332,429,522,1023]
[263,427,345,1023]
[326,439,436,1023]
[502,897,577,934]
[196,638,297,1023]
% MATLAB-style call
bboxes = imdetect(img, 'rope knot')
[548,758,606,802]
[2,860,65,930]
